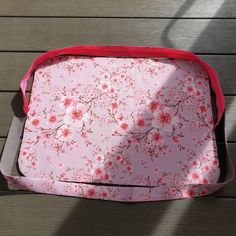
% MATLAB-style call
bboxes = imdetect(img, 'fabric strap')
[20,45,224,128]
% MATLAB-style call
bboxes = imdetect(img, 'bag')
[0,46,234,202]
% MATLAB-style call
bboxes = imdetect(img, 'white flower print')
[183,82,196,95]
[148,130,164,143]
[60,96,76,110]
[63,104,89,127]
[47,114,58,126]
[152,107,178,131]
[98,80,111,91]
[148,100,162,113]
[57,125,73,140]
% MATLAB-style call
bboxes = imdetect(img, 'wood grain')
[0,52,38,91]
[0,54,236,94]
[0,18,235,53]
[0,92,27,137]
[215,143,236,197]
[0,0,235,18]
[0,138,5,153]
[0,195,235,236]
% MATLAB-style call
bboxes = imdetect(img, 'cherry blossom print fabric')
[17,55,220,201]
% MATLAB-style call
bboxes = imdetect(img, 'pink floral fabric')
[18,56,220,201]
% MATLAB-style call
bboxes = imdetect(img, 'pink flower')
[103,173,110,181]
[23,151,27,156]
[99,80,111,91]
[60,172,66,178]
[204,165,209,171]
[187,76,193,82]
[149,132,162,143]
[197,81,203,86]
[152,107,178,131]
[172,136,180,144]
[31,119,40,126]
[192,161,198,166]
[57,125,73,139]
[60,96,75,109]
[101,191,108,198]
[111,102,118,109]
[148,100,161,112]
[63,104,89,127]
[212,159,218,165]
[158,177,163,184]
[89,163,103,178]
[137,118,145,127]
[96,155,105,162]
[107,161,113,167]
[94,167,103,176]
[195,90,202,97]
[120,122,129,130]
[190,171,201,181]
[81,131,88,139]
[199,105,207,113]
[48,114,57,124]
[186,189,195,197]
[31,161,36,167]
[87,188,96,197]
[184,83,195,95]
[116,155,121,161]
[117,114,124,121]
[110,88,116,93]
[116,120,131,135]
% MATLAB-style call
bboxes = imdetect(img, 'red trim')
[20,45,225,128]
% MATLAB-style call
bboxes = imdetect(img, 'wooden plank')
[0,0,235,18]
[0,92,27,137]
[0,94,235,141]
[0,196,235,236]
[0,54,235,94]
[216,143,236,197]
[0,18,235,53]
[201,55,236,95]
[0,52,38,91]
[225,96,236,142]
[0,138,5,153]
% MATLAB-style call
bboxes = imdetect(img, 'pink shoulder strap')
[20,45,225,128]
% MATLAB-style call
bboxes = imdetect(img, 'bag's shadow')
[55,197,174,236]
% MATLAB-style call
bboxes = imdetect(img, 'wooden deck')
[0,1,236,235]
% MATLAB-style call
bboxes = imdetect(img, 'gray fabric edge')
[0,116,25,175]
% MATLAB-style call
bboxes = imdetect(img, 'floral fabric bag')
[0,46,234,202]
